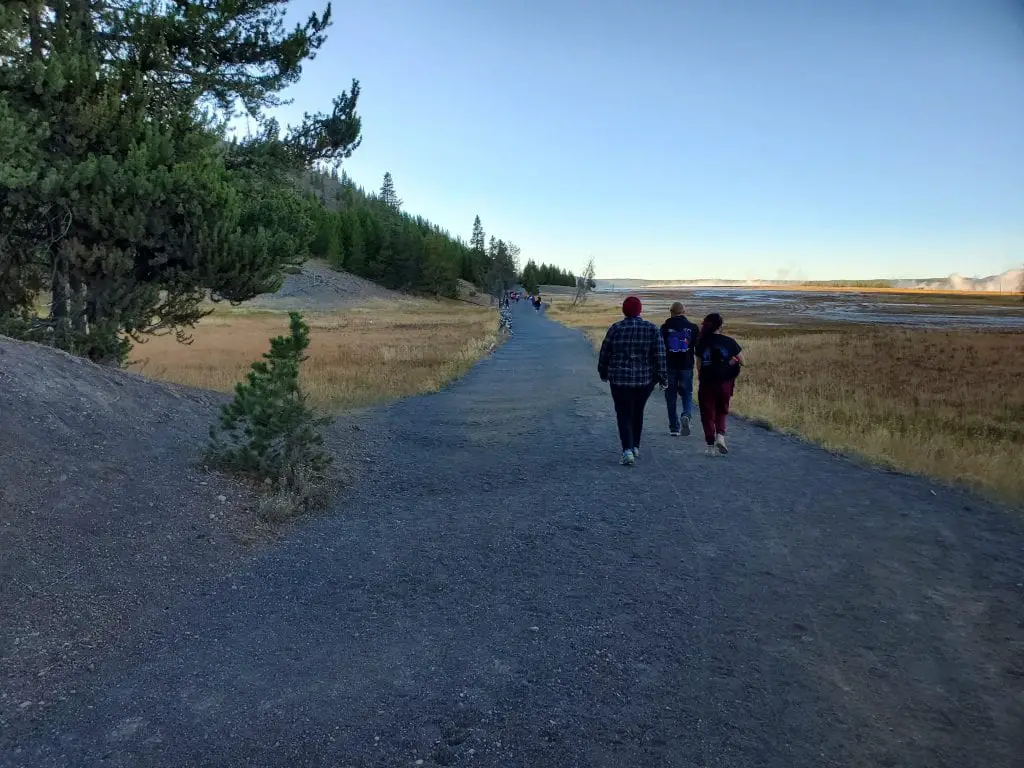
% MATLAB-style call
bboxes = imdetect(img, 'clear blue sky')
[269,0,1024,281]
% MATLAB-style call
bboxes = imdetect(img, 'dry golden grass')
[549,300,1024,504]
[129,299,498,412]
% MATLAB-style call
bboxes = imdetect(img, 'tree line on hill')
[305,169,522,300]
[0,1,577,365]
[519,261,578,295]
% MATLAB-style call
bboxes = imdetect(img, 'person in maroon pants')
[695,313,743,456]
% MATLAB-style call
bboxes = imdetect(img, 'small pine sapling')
[206,312,332,509]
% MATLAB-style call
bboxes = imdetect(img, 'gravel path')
[5,304,1024,767]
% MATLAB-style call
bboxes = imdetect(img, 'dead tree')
[573,257,596,307]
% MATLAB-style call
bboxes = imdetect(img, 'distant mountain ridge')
[595,267,1022,293]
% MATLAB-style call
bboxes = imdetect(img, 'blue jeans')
[665,368,694,431]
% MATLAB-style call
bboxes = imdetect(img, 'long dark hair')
[699,312,723,347]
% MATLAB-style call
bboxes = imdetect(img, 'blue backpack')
[666,327,693,354]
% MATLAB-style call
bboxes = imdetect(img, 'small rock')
[530,626,539,632]
[19,701,32,709]
[216,495,227,503]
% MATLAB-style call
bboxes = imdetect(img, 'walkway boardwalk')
[8,303,1024,767]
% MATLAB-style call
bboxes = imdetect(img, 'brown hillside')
[0,337,253,723]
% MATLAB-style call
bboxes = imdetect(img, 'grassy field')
[548,300,1024,504]
[130,299,499,412]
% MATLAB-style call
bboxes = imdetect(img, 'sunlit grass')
[130,299,498,412]
[549,299,1024,504]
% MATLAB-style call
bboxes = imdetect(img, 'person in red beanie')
[598,296,668,465]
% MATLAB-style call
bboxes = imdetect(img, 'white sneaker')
[620,450,636,466]
[715,433,728,455]
[631,447,640,461]
[705,445,717,457]
[669,429,680,437]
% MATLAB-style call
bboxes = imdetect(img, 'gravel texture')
[242,261,403,312]
[0,338,259,732]
[3,305,1024,767]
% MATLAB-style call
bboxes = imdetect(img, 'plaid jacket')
[598,316,668,388]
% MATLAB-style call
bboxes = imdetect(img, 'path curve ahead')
[7,303,1024,768]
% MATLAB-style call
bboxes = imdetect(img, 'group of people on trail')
[504,291,543,312]
[598,296,742,465]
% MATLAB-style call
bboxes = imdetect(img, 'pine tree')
[0,0,363,363]
[379,172,402,211]
[421,235,459,298]
[341,211,367,275]
[521,260,540,295]
[311,210,342,263]
[505,242,522,276]
[206,312,331,501]
[471,215,486,257]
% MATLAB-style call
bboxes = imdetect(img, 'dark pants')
[664,367,694,431]
[610,383,655,452]
[698,379,735,444]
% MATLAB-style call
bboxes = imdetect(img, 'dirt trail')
[3,306,1024,767]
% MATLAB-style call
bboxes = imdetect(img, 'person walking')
[598,296,668,465]
[695,312,743,456]
[532,293,542,312]
[660,301,701,437]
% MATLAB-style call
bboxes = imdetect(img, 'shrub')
[205,311,332,515]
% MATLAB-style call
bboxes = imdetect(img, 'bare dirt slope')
[4,305,1023,767]
[243,259,403,312]
[0,337,257,725]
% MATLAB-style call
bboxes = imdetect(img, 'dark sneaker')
[680,416,691,436]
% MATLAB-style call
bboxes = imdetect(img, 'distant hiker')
[661,301,701,437]
[695,312,743,456]
[533,294,542,312]
[598,296,668,465]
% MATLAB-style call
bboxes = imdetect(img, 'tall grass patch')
[130,299,497,412]
[549,300,1024,503]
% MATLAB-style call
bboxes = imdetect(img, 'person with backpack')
[598,296,668,465]
[660,302,701,437]
[695,312,743,456]
[533,293,542,312]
